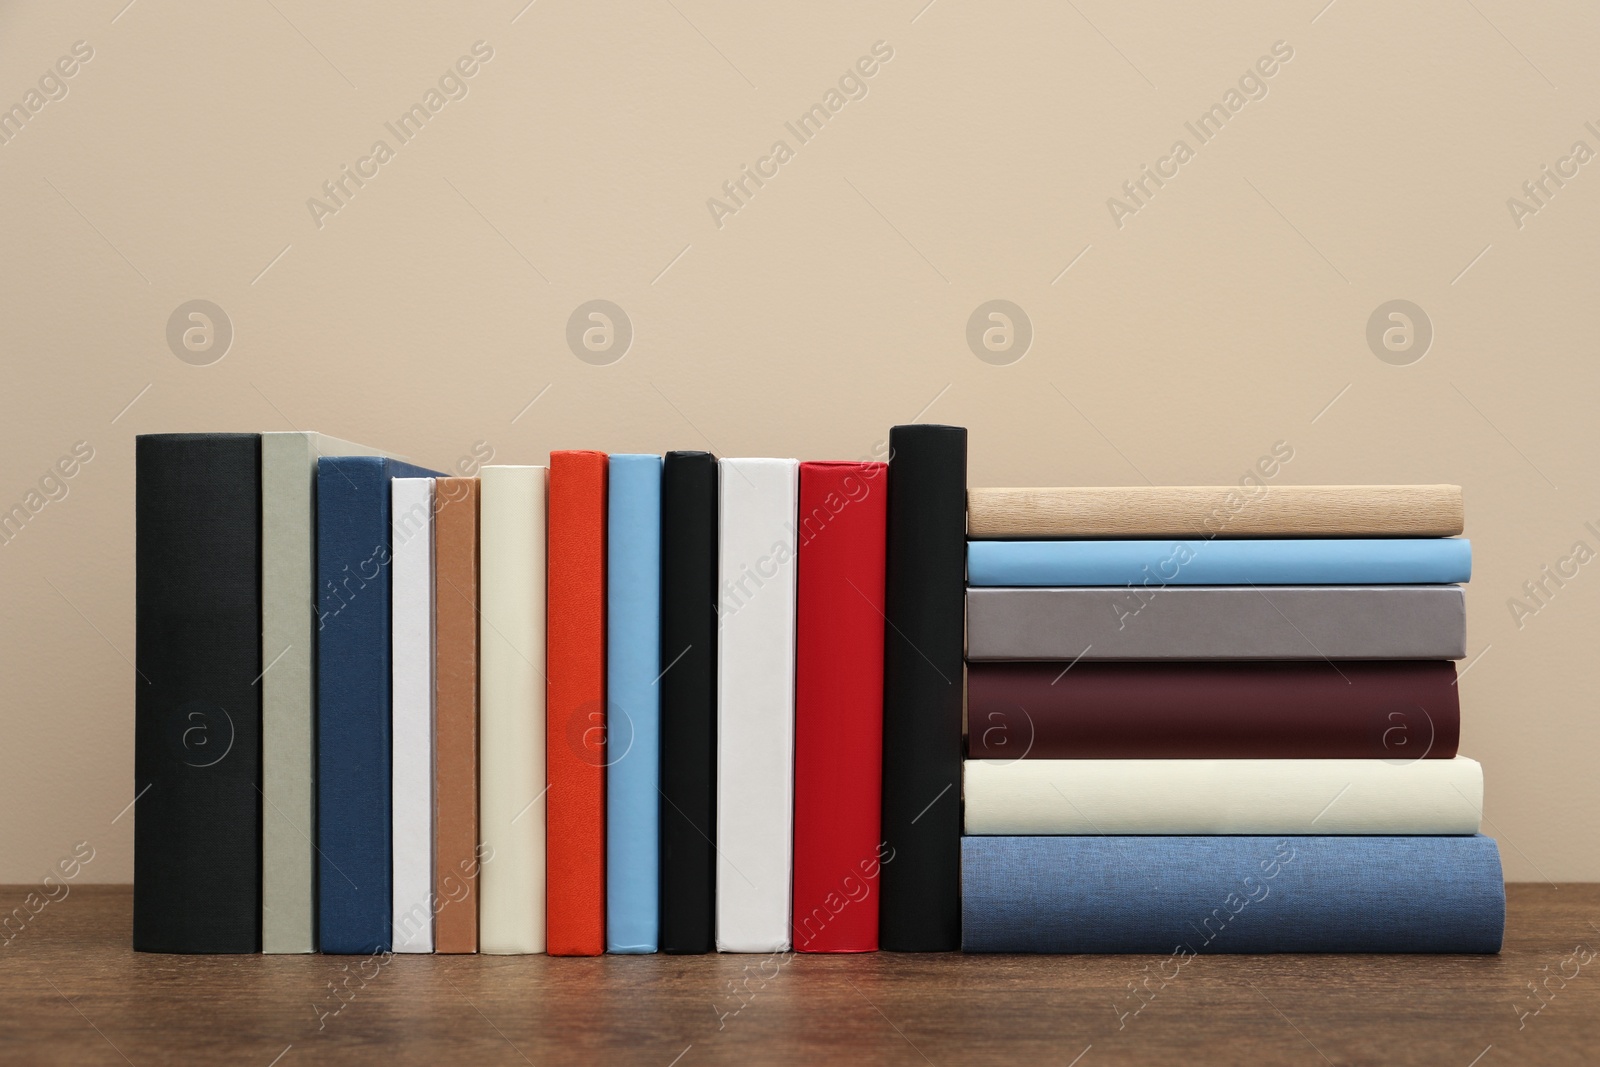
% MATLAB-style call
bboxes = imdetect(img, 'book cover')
[547,450,608,956]
[432,476,480,954]
[962,835,1504,953]
[658,451,718,955]
[391,477,434,953]
[967,484,1465,539]
[878,425,966,952]
[966,660,1460,760]
[966,585,1467,661]
[792,461,887,953]
[716,457,799,952]
[261,432,389,954]
[966,537,1472,586]
[134,433,262,953]
[963,756,1483,835]
[478,466,547,954]
[316,455,439,955]
[606,454,662,954]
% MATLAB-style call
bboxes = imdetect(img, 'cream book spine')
[477,465,548,954]
[963,756,1484,836]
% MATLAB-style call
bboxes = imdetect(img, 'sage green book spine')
[261,433,387,953]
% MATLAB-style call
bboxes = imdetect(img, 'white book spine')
[962,756,1485,835]
[478,466,548,954]
[715,458,799,953]
[391,478,436,952]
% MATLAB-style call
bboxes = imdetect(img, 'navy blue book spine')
[316,456,437,954]
[962,835,1504,954]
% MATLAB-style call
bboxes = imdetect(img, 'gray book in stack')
[966,585,1466,661]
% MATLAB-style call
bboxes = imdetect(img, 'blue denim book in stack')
[958,482,1505,954]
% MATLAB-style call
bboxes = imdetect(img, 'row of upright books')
[137,431,915,955]
[133,427,1503,956]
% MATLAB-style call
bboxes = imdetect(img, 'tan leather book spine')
[967,484,1464,539]
[433,478,480,952]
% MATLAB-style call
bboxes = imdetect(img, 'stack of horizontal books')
[959,483,1506,953]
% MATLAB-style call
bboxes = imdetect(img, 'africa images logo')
[565,699,634,769]
[174,700,235,769]
[166,300,233,366]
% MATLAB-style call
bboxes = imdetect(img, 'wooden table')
[2,885,1594,1065]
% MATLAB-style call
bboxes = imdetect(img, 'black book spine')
[658,450,718,953]
[134,433,262,952]
[879,424,967,951]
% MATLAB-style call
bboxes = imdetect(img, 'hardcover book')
[716,457,799,953]
[478,466,548,954]
[316,455,439,955]
[432,477,480,954]
[792,461,888,953]
[962,834,1504,953]
[658,451,719,954]
[260,432,389,954]
[966,538,1472,587]
[962,756,1484,835]
[966,660,1460,760]
[965,585,1467,661]
[546,450,608,956]
[390,477,434,953]
[606,454,662,954]
[879,425,967,952]
[967,484,1465,539]
[134,433,262,953]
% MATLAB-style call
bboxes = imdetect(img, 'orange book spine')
[545,451,608,955]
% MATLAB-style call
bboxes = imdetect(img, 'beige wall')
[2,0,1597,883]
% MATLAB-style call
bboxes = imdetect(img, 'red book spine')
[792,461,888,953]
[546,451,607,956]
[966,660,1461,760]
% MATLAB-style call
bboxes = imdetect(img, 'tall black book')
[658,450,718,953]
[134,433,262,952]
[879,424,966,951]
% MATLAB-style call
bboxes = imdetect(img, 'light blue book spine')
[966,538,1472,586]
[606,454,663,953]
[961,835,1504,953]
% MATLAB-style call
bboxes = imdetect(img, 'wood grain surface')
[0,884,1593,1065]
[967,485,1465,539]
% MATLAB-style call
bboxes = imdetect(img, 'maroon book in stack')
[966,660,1460,761]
